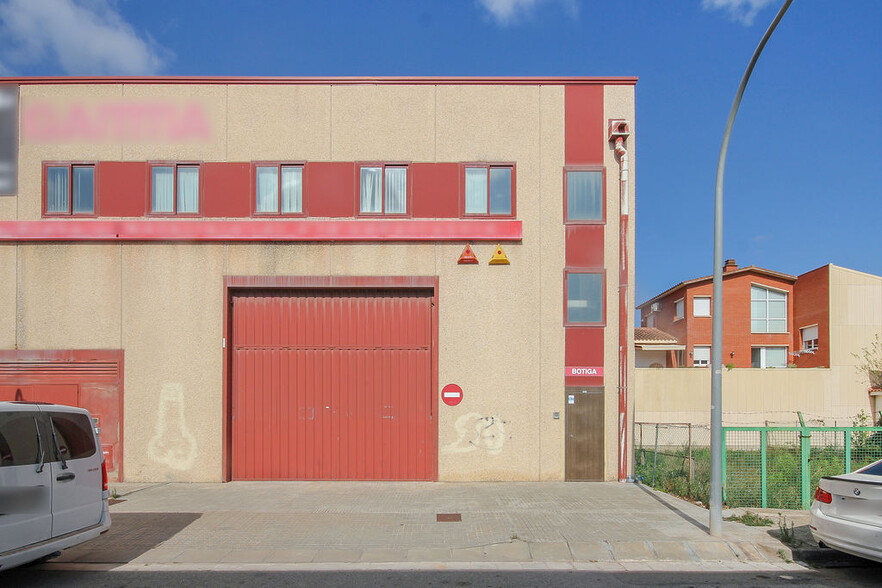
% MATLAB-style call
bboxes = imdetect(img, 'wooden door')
[565,387,604,480]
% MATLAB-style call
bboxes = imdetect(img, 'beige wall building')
[0,77,637,483]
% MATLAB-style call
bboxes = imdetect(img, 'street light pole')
[710,0,793,537]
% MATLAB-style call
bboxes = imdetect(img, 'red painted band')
[0,219,522,242]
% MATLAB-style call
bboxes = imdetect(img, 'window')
[751,285,787,333]
[801,325,819,351]
[692,346,710,367]
[566,272,603,324]
[565,169,603,222]
[360,165,407,215]
[646,315,656,328]
[0,412,41,467]
[49,412,96,460]
[45,164,95,215]
[151,164,200,214]
[674,299,684,320]
[464,165,513,216]
[751,346,787,368]
[693,296,711,317]
[255,164,303,215]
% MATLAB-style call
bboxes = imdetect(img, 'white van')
[0,401,111,570]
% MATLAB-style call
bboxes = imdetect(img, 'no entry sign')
[442,384,463,406]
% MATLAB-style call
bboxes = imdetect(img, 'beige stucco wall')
[7,81,632,482]
[635,367,872,427]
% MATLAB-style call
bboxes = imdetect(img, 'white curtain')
[567,170,602,220]
[360,167,382,213]
[464,168,487,214]
[177,167,199,213]
[281,167,302,213]
[256,166,278,213]
[46,166,69,213]
[72,166,94,214]
[385,167,406,214]
[152,166,174,213]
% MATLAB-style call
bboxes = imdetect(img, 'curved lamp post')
[710,0,794,536]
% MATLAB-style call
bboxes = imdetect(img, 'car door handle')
[56,472,76,482]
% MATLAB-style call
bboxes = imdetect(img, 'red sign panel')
[442,384,463,406]
[565,367,604,377]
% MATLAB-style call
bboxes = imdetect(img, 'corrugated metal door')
[231,288,435,480]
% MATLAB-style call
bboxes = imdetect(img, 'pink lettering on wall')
[21,98,214,144]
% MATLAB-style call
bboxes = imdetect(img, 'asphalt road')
[3,566,882,587]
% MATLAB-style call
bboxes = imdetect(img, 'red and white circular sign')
[441,383,463,406]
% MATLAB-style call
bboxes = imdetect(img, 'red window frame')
[563,268,606,326]
[356,163,412,217]
[563,165,606,225]
[251,162,308,217]
[42,162,98,217]
[148,162,203,217]
[460,162,517,218]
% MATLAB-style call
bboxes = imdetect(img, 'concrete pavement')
[41,480,861,572]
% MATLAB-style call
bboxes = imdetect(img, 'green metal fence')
[723,418,882,509]
[634,419,882,510]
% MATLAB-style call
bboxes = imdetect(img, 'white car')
[0,402,111,571]
[810,458,882,563]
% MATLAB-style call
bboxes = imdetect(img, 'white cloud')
[477,0,578,26]
[701,0,778,26]
[0,0,169,75]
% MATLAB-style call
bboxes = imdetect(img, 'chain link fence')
[634,419,882,510]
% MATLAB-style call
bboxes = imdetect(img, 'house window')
[646,315,656,328]
[565,169,603,222]
[801,325,819,352]
[255,165,303,215]
[45,164,95,215]
[751,285,787,333]
[674,299,684,321]
[693,346,710,367]
[151,164,200,214]
[464,165,513,216]
[566,272,603,324]
[693,296,711,317]
[360,165,407,214]
[752,346,787,368]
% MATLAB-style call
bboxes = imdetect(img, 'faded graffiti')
[442,412,510,455]
[147,383,197,470]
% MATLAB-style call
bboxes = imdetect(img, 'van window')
[0,412,42,467]
[49,413,96,461]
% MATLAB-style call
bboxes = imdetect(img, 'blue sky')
[1,0,880,303]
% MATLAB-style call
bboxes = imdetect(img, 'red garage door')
[231,288,435,480]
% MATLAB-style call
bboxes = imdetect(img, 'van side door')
[45,410,103,537]
[0,408,52,553]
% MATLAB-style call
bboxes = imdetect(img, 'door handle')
[56,472,76,482]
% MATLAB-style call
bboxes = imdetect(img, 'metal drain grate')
[436,513,462,522]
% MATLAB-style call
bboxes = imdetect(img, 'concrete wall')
[635,366,873,427]
[3,81,634,482]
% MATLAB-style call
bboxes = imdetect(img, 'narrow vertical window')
[566,169,603,221]
[256,166,279,213]
[72,166,94,214]
[177,166,199,213]
[280,166,302,213]
[566,272,603,324]
[46,166,69,213]
[151,166,174,213]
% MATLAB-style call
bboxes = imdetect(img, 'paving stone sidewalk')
[46,481,845,569]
